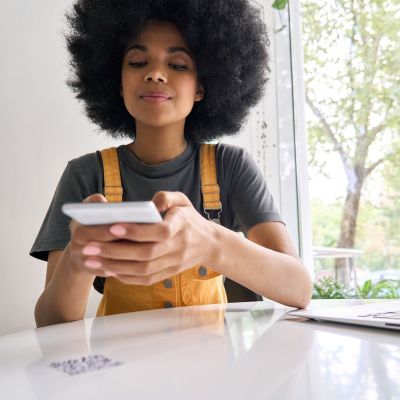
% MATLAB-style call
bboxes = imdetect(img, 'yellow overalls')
[96,144,228,316]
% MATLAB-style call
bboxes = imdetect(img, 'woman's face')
[121,21,203,130]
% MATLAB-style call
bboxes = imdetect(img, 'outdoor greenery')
[272,0,288,10]
[313,277,400,299]
[301,0,400,282]
[312,199,400,271]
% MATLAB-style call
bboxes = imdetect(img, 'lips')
[140,91,172,103]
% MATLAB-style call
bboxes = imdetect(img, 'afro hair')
[65,0,270,142]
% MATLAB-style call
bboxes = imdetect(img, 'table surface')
[1,299,399,400]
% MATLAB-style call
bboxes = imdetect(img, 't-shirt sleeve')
[226,147,284,234]
[30,160,98,262]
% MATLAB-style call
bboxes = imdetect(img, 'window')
[300,0,400,287]
[223,0,400,294]
[221,0,313,272]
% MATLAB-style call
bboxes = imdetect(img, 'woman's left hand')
[82,191,220,285]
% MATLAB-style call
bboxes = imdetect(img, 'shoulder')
[214,142,246,173]
[214,142,253,175]
[212,143,254,201]
[67,150,102,173]
[215,142,246,160]
[65,147,121,183]
[60,148,106,192]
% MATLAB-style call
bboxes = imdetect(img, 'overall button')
[164,279,173,289]
[198,266,208,277]
[164,301,174,308]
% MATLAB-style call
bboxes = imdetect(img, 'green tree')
[301,0,400,282]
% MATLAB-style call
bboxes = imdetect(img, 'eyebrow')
[125,44,193,59]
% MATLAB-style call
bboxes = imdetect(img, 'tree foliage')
[301,0,400,281]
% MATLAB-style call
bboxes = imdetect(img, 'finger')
[86,265,117,278]
[84,249,186,277]
[83,193,108,204]
[82,239,171,261]
[69,193,108,235]
[68,238,115,266]
[108,207,186,242]
[72,224,125,245]
[115,265,181,286]
[152,191,192,214]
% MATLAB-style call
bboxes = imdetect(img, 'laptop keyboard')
[357,310,400,320]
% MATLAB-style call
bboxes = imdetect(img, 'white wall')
[0,0,126,336]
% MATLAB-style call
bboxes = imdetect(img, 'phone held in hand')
[61,201,163,225]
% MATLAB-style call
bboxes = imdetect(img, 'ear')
[194,83,204,102]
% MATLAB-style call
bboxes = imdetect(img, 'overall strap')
[200,143,222,224]
[100,148,123,203]
[100,145,222,217]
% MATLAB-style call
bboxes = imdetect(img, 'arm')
[217,147,312,307]
[34,246,95,328]
[209,221,313,309]
[34,194,112,328]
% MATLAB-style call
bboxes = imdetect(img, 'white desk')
[1,300,399,399]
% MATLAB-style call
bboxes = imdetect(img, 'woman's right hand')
[67,193,117,278]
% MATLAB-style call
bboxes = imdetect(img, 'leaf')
[356,279,373,298]
[272,0,288,11]
[312,277,349,299]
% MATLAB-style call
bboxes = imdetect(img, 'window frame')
[221,1,313,272]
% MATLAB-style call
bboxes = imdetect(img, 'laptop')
[289,300,400,331]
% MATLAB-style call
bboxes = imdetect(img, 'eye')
[169,64,188,71]
[128,61,147,68]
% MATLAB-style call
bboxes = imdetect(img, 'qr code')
[50,354,123,376]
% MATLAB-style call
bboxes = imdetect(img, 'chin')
[142,119,178,128]
[134,114,188,129]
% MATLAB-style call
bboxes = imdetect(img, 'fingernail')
[82,245,101,256]
[110,225,127,236]
[85,259,102,269]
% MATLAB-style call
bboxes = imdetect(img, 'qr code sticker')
[50,354,123,376]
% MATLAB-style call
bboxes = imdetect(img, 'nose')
[144,69,167,83]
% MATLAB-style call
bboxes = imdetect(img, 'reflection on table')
[0,300,399,399]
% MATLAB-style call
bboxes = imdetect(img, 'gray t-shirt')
[30,142,283,261]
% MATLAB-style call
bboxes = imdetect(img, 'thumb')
[69,194,107,232]
[82,193,108,203]
[152,191,191,213]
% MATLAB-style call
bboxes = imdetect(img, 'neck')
[127,122,188,165]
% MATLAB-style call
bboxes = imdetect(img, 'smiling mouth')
[140,95,172,103]
[140,91,172,103]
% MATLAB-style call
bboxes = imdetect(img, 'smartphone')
[61,201,163,225]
